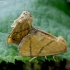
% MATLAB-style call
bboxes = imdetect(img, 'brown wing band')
[7,28,30,44]
[29,38,32,56]
[10,27,30,35]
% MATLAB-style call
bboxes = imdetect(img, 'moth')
[7,11,68,57]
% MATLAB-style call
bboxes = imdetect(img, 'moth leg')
[45,56,47,60]
[29,57,37,62]
[53,55,56,61]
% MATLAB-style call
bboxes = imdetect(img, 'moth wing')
[38,36,67,56]
[19,31,51,56]
[19,31,67,56]
[7,11,33,45]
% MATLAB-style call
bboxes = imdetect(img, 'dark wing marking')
[29,37,32,56]
[37,40,53,55]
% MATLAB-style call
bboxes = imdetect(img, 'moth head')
[11,11,33,28]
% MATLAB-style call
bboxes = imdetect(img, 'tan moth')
[7,11,68,61]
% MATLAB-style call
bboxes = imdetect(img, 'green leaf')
[0,0,70,62]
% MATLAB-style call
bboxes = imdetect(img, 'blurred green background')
[0,0,70,70]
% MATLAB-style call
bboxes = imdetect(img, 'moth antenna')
[29,57,37,62]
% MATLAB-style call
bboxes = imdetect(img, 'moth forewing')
[19,29,68,56]
[7,11,33,45]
